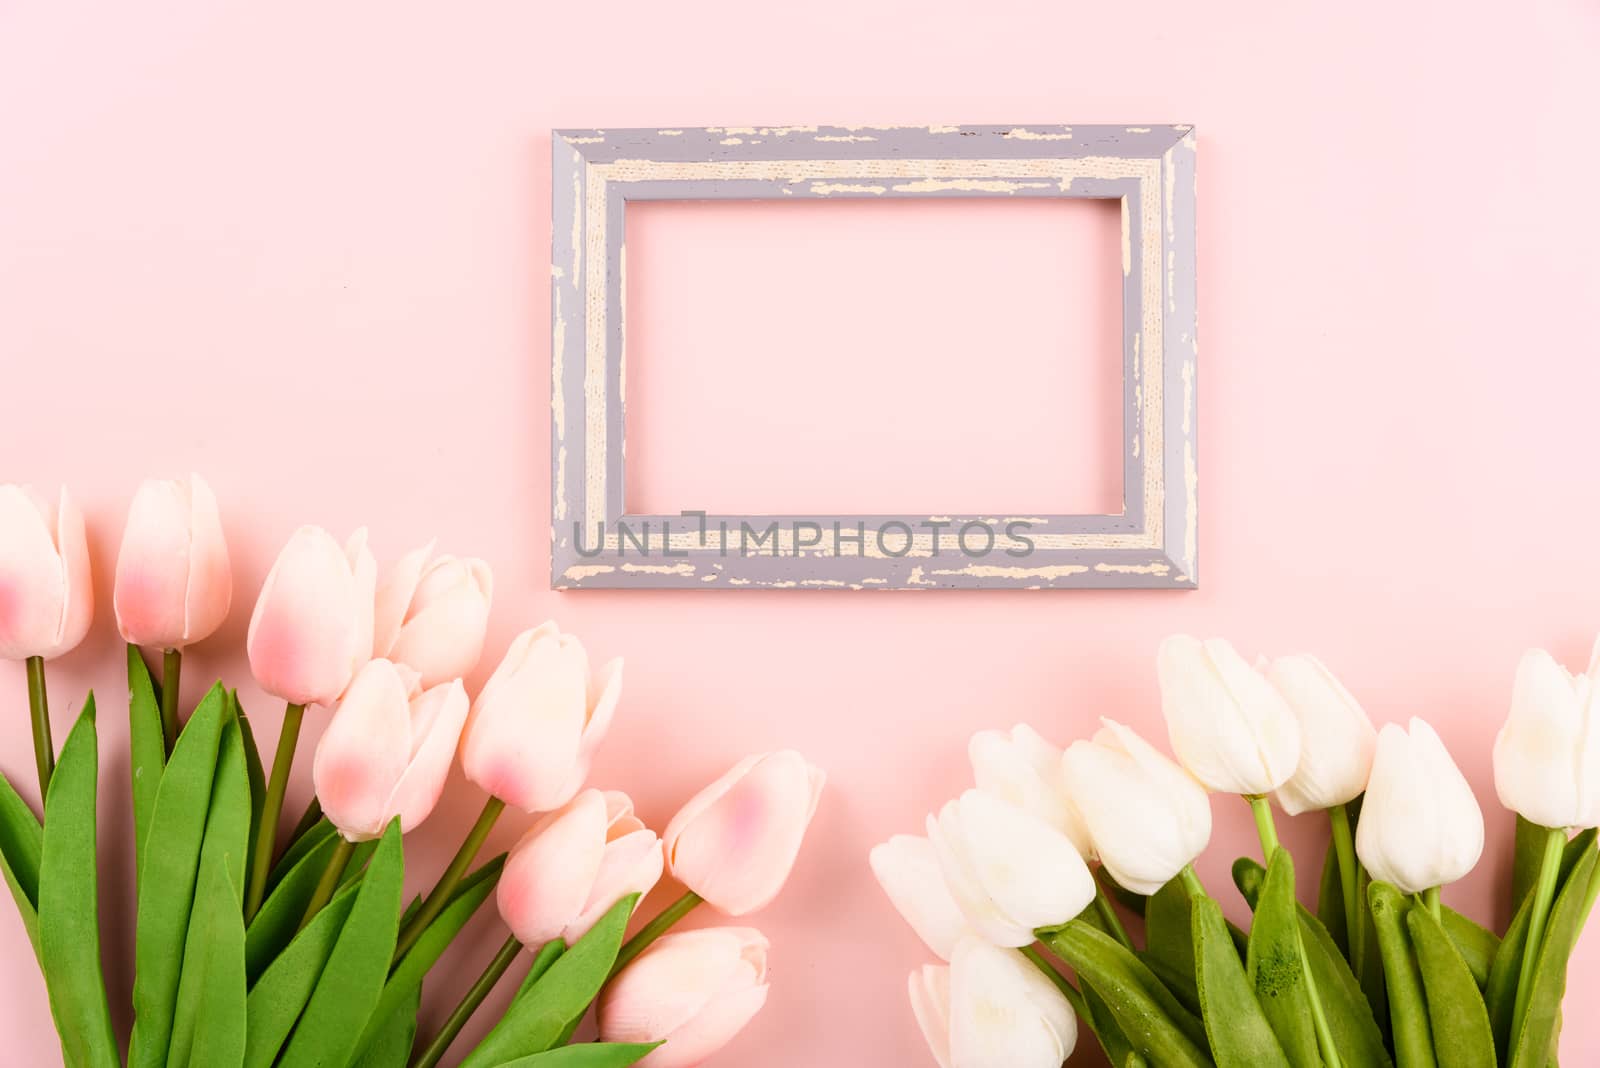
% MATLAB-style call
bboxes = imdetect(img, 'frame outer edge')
[1162,129,1199,587]
[551,133,588,587]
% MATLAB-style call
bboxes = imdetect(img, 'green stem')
[298,835,356,932]
[1021,944,1091,1020]
[1179,864,1206,899]
[1093,882,1136,951]
[394,796,505,963]
[410,932,523,1068]
[160,647,181,754]
[609,890,703,979]
[1299,923,1343,1068]
[1247,794,1280,857]
[1511,826,1566,1046]
[1421,886,1441,921]
[243,701,306,922]
[1330,803,1365,968]
[25,656,53,801]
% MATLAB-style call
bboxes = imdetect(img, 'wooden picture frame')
[551,124,1197,590]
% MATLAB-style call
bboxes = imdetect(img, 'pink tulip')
[312,658,468,840]
[598,927,770,1068]
[373,541,492,688]
[459,622,621,812]
[112,474,231,650]
[0,484,92,661]
[497,788,663,947]
[663,751,825,916]
[247,526,375,707]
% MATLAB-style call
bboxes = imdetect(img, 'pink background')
[3,2,1599,1065]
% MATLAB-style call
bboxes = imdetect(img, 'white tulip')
[1356,718,1484,894]
[908,964,953,1068]
[926,790,1096,948]
[1493,646,1600,830]
[1061,719,1212,896]
[969,724,1094,857]
[947,937,1077,1068]
[1158,635,1302,796]
[1266,654,1379,815]
[870,835,971,961]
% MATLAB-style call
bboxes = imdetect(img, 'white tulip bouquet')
[873,635,1600,1068]
[0,477,823,1068]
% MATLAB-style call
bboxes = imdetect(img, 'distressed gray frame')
[551,125,1197,590]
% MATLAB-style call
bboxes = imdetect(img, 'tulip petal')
[909,965,954,1068]
[0,485,70,660]
[380,679,469,834]
[1268,654,1376,815]
[313,660,413,840]
[181,474,231,646]
[1158,635,1301,795]
[247,526,362,706]
[1495,649,1587,830]
[664,751,823,915]
[497,790,609,945]
[372,541,433,659]
[970,724,1094,857]
[928,804,1035,947]
[461,628,589,812]
[344,528,377,678]
[570,829,663,942]
[869,835,970,960]
[949,938,1077,1068]
[113,478,191,648]
[386,559,492,687]
[636,978,767,1068]
[599,928,767,1045]
[950,790,1095,934]
[52,488,93,659]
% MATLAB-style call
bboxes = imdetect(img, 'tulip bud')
[926,789,1095,948]
[663,750,825,916]
[247,526,376,707]
[458,623,620,813]
[113,474,231,650]
[373,541,493,688]
[597,927,770,1068]
[1265,654,1378,815]
[1493,646,1600,830]
[1060,719,1212,896]
[1157,634,1302,795]
[908,964,953,1068]
[0,484,92,661]
[1356,718,1484,894]
[869,834,971,960]
[934,937,1078,1068]
[497,788,663,948]
[312,659,468,840]
[969,724,1093,856]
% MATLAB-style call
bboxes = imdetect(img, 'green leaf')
[266,816,336,895]
[461,894,640,1068]
[128,644,164,884]
[1233,857,1392,1068]
[349,855,506,1063]
[1037,920,1211,1068]
[1508,840,1599,1068]
[1406,903,1496,1067]
[1487,828,1597,1059]
[493,1044,664,1068]
[1369,882,1437,1068]
[1441,908,1499,991]
[1246,851,1320,1067]
[1145,876,1198,996]
[514,939,568,1003]
[1317,836,1349,957]
[37,697,119,1068]
[128,682,231,1068]
[0,768,42,959]
[167,855,247,1068]
[1079,978,1140,1065]
[351,983,421,1068]
[169,717,251,1068]
[232,692,267,872]
[246,828,375,984]
[1192,891,1291,1066]
[243,879,362,1068]
[278,819,405,1068]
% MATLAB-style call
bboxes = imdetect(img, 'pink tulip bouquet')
[0,477,824,1068]
[873,635,1600,1068]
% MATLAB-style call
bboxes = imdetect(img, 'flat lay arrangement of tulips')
[0,477,824,1068]
[873,635,1600,1068]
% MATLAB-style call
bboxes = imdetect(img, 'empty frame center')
[621,197,1124,517]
